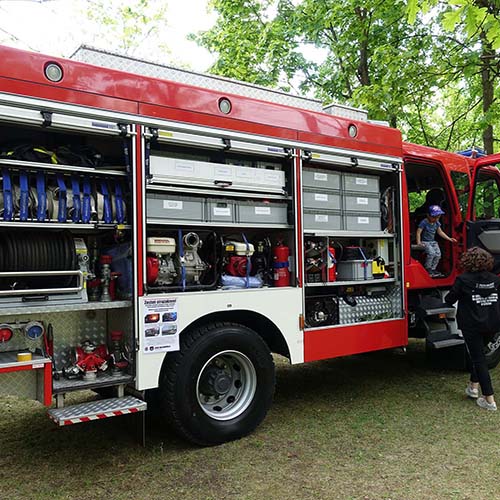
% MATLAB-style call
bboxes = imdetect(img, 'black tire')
[485,332,500,369]
[159,321,275,446]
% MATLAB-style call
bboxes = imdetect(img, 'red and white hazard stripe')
[50,407,141,426]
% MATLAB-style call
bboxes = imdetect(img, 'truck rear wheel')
[159,322,275,446]
[485,332,500,369]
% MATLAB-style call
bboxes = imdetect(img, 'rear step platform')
[48,396,147,426]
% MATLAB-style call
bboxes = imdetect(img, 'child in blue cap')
[416,204,457,277]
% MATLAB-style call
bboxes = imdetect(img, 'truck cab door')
[467,153,500,272]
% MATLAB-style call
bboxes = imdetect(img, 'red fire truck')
[0,45,498,445]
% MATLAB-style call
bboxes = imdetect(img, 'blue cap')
[428,205,445,216]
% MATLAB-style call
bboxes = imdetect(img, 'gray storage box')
[344,212,381,231]
[303,210,342,231]
[342,173,379,194]
[303,168,340,190]
[147,193,205,221]
[237,201,288,225]
[207,199,236,223]
[343,193,380,213]
[303,189,341,210]
[337,260,373,281]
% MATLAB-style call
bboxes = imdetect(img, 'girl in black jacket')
[445,247,499,411]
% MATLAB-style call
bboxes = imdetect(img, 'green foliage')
[85,0,169,54]
[194,0,500,153]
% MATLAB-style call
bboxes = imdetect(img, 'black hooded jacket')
[444,271,500,333]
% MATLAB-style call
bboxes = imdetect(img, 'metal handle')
[214,180,233,187]
[0,270,84,296]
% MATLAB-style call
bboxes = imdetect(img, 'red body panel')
[0,45,415,364]
[304,320,407,362]
[0,46,401,156]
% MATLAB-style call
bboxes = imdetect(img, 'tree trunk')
[480,38,495,154]
[476,0,497,154]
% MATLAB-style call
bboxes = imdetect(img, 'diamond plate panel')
[338,287,402,325]
[71,46,324,112]
[48,395,146,424]
[0,310,107,368]
[0,370,38,400]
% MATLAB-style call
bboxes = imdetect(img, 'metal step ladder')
[422,305,467,369]
[422,306,464,349]
[48,396,146,426]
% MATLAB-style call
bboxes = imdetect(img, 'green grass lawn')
[1,340,499,500]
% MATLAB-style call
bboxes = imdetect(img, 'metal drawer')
[302,168,340,190]
[237,201,288,225]
[150,155,286,194]
[303,189,341,210]
[344,212,381,231]
[303,210,342,231]
[342,173,379,194]
[343,193,380,213]
[147,193,205,221]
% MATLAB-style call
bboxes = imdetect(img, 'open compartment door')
[467,153,500,272]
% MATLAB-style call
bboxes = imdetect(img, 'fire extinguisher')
[327,247,336,282]
[273,241,290,287]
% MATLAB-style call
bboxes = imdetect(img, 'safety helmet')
[428,205,445,217]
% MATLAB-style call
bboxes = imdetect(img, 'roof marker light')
[218,98,232,114]
[44,62,63,83]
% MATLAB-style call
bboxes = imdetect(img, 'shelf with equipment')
[0,97,137,407]
[301,148,404,330]
[143,124,297,294]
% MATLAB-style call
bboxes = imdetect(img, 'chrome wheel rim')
[196,350,257,421]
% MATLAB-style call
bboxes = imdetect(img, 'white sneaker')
[477,397,497,411]
[465,385,479,399]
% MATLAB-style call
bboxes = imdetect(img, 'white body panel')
[136,287,303,390]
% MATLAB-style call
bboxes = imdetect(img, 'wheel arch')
[176,309,290,359]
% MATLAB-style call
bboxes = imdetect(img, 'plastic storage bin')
[303,210,342,231]
[303,168,340,190]
[342,173,379,194]
[236,201,288,225]
[336,260,373,280]
[303,189,341,210]
[343,193,380,213]
[147,193,205,221]
[206,199,236,223]
[344,212,381,231]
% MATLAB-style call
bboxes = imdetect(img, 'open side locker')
[0,94,145,424]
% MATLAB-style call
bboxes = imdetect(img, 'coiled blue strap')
[115,183,124,224]
[56,175,67,222]
[19,171,29,221]
[82,177,91,223]
[36,171,46,221]
[71,176,81,223]
[2,168,13,221]
[100,181,112,223]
